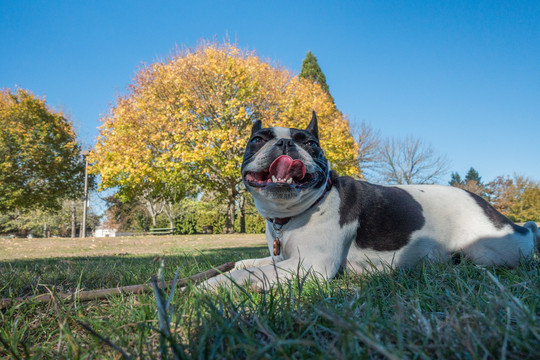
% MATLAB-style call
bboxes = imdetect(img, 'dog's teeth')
[271,175,277,183]
[286,178,293,184]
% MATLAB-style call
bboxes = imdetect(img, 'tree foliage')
[299,51,332,100]
[0,201,100,237]
[449,172,462,187]
[449,167,487,198]
[464,167,482,184]
[91,42,359,232]
[488,175,540,222]
[103,196,151,232]
[0,88,85,213]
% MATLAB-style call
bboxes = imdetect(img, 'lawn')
[0,234,267,260]
[0,235,539,359]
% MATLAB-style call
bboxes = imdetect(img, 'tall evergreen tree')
[464,167,482,185]
[299,51,333,101]
[450,167,487,198]
[449,172,462,186]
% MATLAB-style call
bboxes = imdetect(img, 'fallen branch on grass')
[0,262,234,309]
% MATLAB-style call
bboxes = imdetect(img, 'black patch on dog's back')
[466,191,528,235]
[332,172,426,251]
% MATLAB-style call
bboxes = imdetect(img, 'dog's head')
[241,112,330,219]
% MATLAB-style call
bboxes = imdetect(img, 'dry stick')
[0,262,235,309]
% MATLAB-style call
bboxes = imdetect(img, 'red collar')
[268,177,332,226]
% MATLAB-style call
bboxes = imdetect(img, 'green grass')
[1,246,539,359]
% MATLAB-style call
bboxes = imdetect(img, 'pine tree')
[464,167,482,185]
[299,51,333,101]
[450,167,487,198]
[449,172,462,186]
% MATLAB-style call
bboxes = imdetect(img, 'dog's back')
[338,174,536,271]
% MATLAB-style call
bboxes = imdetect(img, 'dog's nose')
[275,138,295,150]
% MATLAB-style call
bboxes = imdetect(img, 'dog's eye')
[306,140,319,147]
[250,136,265,144]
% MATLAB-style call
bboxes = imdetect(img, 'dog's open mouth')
[244,155,316,188]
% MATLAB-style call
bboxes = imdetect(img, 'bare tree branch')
[377,135,450,185]
[352,121,382,178]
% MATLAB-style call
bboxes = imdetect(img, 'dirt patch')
[0,234,267,261]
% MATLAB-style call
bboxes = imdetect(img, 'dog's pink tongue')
[269,155,306,181]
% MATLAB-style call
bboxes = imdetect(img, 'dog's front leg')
[201,255,339,292]
[234,256,275,270]
[200,257,281,291]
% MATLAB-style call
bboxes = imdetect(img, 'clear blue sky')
[2,0,539,183]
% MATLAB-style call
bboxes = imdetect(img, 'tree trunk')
[239,194,246,233]
[71,200,76,238]
[163,201,175,230]
[223,185,236,234]
[140,193,164,229]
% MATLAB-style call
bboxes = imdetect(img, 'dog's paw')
[198,269,271,293]
[232,257,275,270]
[233,260,252,270]
[199,274,233,292]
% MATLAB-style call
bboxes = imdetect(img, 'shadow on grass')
[0,246,268,298]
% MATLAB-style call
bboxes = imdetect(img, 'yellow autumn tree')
[488,175,540,222]
[91,42,359,233]
[0,88,85,213]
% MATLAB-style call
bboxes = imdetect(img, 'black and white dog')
[203,112,539,290]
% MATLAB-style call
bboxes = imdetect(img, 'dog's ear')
[306,111,319,139]
[251,120,262,136]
